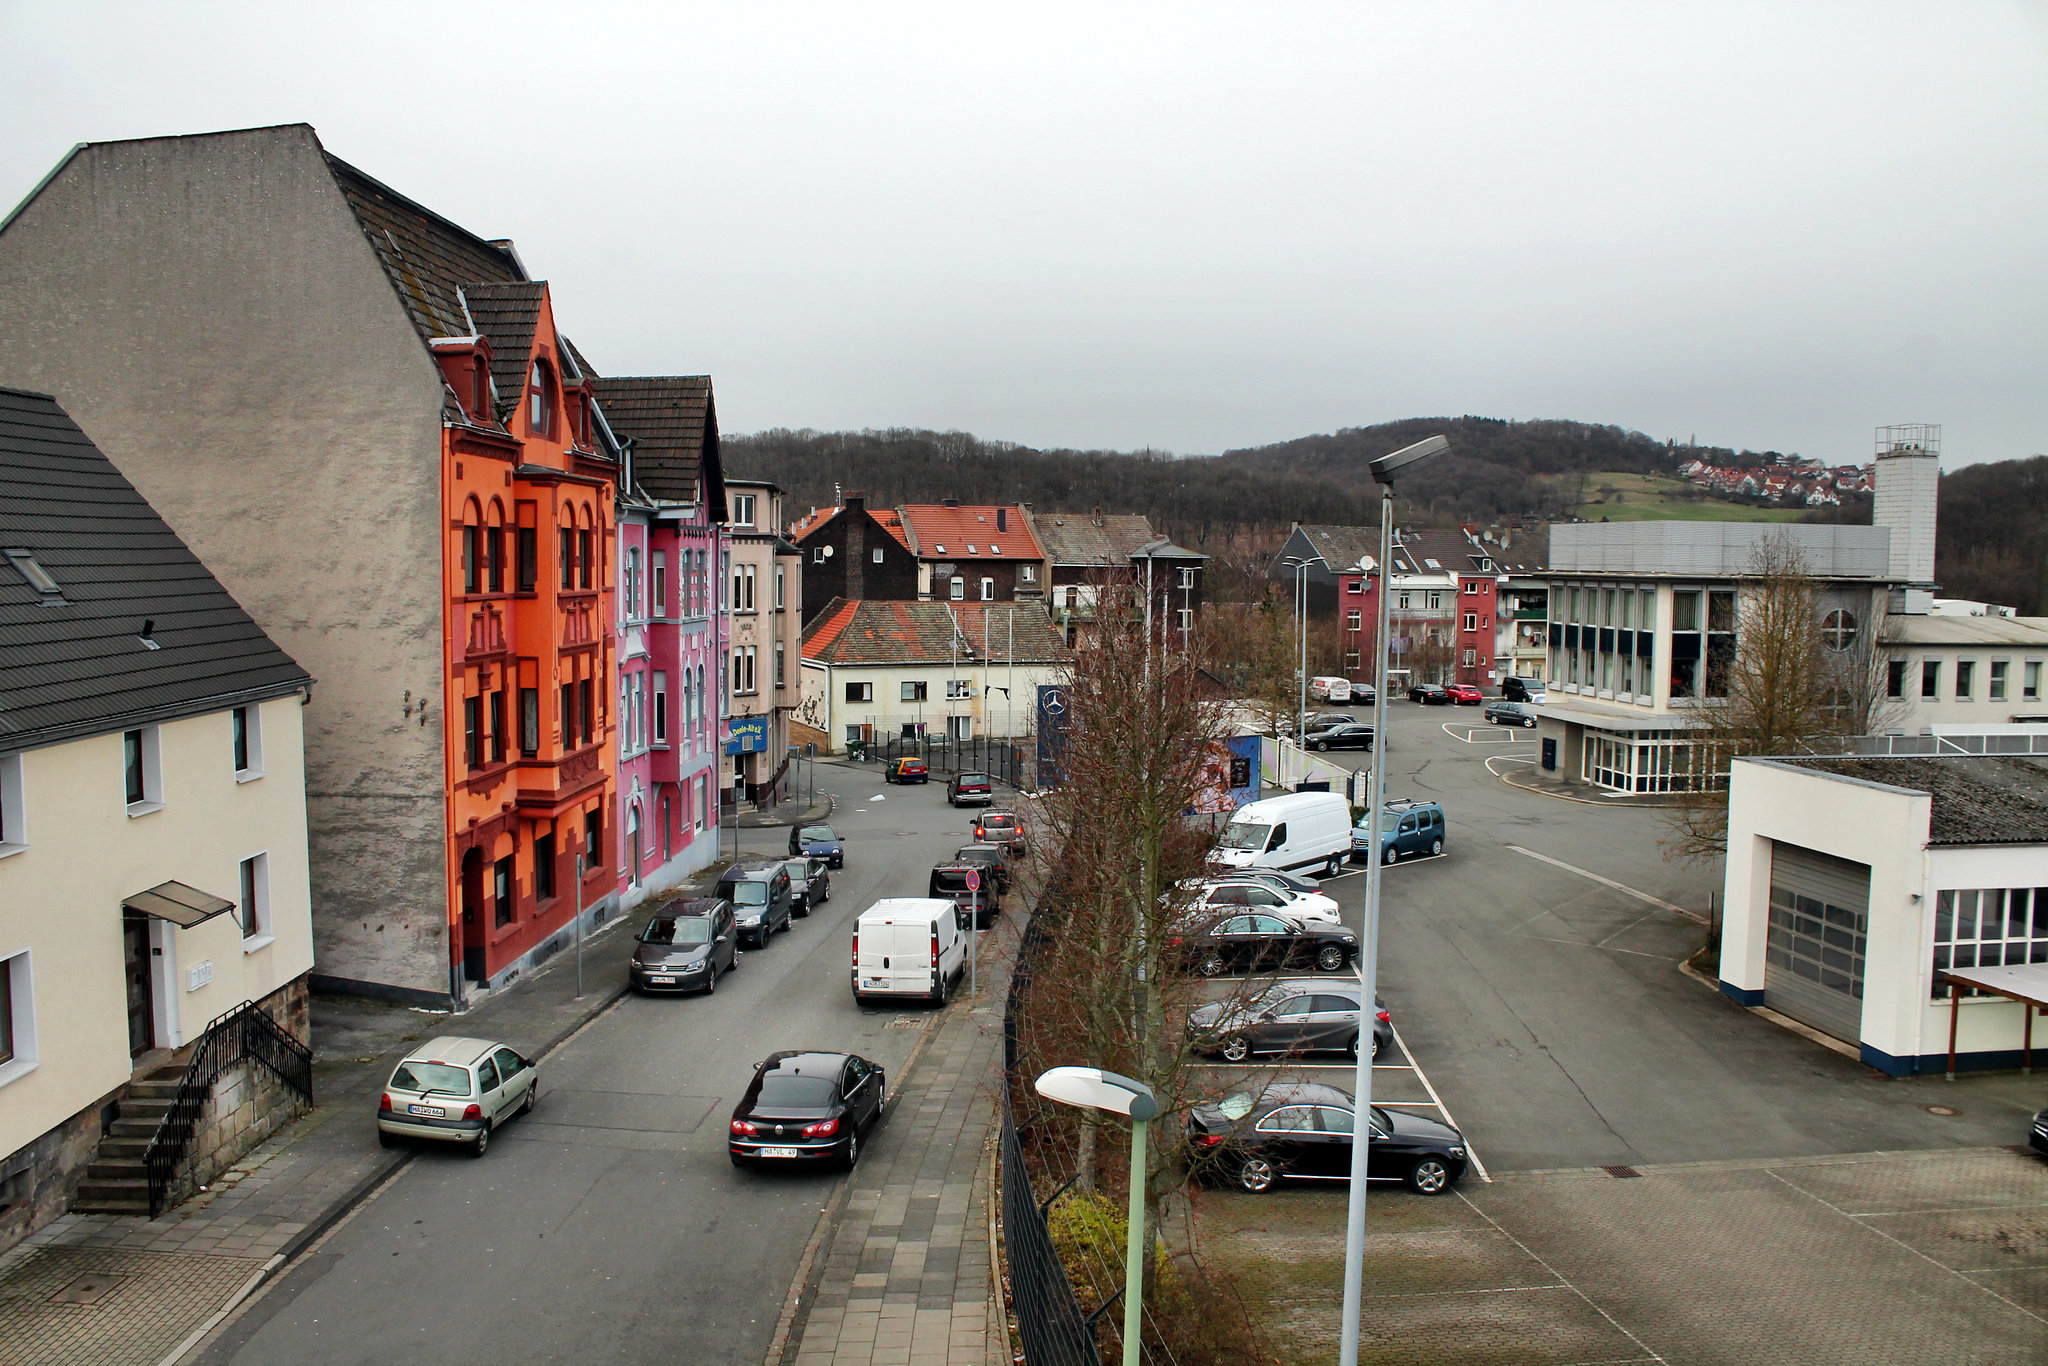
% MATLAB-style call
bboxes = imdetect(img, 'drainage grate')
[1925,1104,1960,1117]
[49,1272,132,1306]
[1602,1165,1642,1179]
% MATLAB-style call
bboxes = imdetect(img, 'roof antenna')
[139,618,162,651]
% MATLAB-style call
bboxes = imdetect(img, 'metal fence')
[854,732,1028,788]
[1849,730,2048,757]
[143,998,313,1216]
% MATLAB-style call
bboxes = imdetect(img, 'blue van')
[1351,799,1446,865]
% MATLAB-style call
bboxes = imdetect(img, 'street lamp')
[1034,1066,1158,1366]
[1278,555,1316,741]
[1342,435,1447,1366]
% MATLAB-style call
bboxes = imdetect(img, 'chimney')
[942,498,960,508]
[1091,505,1104,527]
[845,489,866,511]
[996,507,1008,532]
[1872,423,1940,607]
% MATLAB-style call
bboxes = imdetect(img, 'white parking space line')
[1439,721,1529,745]
[1388,1020,1489,1183]
[1483,754,1537,777]
[1506,844,1705,924]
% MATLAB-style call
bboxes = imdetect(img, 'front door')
[123,913,154,1056]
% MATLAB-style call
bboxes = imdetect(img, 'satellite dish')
[822,545,834,558]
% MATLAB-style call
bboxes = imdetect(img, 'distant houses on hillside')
[1676,454,1873,507]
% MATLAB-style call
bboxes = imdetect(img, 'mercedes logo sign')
[1042,689,1067,716]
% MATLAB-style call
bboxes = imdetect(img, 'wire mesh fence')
[853,731,1030,787]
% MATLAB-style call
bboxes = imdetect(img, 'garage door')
[1764,843,1871,1043]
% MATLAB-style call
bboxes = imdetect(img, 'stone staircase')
[71,1063,183,1215]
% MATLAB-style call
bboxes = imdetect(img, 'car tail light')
[851,933,858,966]
[974,826,985,840]
[731,1119,758,1136]
[801,1117,840,1138]
[1376,1010,1391,1024]
[463,1103,482,1120]
[379,1093,392,1112]
[931,931,940,963]
[1193,1133,1224,1148]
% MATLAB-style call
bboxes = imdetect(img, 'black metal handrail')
[142,998,313,1217]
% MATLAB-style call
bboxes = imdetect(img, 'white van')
[1310,676,1354,704]
[853,898,968,1004]
[1210,792,1354,877]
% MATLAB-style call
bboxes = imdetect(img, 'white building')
[0,389,315,1248]
[1718,754,2048,1075]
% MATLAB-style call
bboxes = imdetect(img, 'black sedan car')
[953,844,1014,895]
[730,1050,887,1171]
[948,771,995,806]
[1187,1081,1468,1195]
[1189,982,1393,1061]
[1176,912,1358,977]
[1303,723,1374,752]
[1482,699,1539,728]
[2032,1107,2048,1157]
[779,857,831,916]
[1406,683,1451,705]
[629,898,738,995]
[789,823,844,868]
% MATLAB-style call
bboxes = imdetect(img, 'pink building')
[595,377,730,907]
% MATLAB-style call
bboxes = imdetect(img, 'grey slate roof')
[1770,755,2048,846]
[1031,512,1166,568]
[590,376,722,511]
[1286,524,1378,574]
[0,388,311,751]
[462,281,546,418]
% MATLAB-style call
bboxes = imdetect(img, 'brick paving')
[0,1245,268,1366]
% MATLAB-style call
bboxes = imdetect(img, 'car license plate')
[648,975,675,985]
[758,1146,802,1158]
[407,1104,445,1117]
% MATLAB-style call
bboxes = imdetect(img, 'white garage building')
[1719,754,2048,1075]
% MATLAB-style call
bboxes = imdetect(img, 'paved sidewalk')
[0,891,659,1366]
[773,918,1018,1366]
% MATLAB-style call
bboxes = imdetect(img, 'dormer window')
[528,359,555,439]
[471,359,489,420]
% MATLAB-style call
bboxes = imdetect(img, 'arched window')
[660,795,672,862]
[626,546,642,621]
[461,498,484,595]
[1822,609,1858,652]
[576,504,594,590]
[485,500,506,593]
[528,359,554,438]
[626,802,643,885]
[471,358,489,420]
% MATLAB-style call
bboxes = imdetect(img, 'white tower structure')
[1872,423,1940,614]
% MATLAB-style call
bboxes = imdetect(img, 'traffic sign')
[964,869,981,892]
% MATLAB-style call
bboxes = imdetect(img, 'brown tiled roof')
[1029,512,1163,567]
[803,599,1070,666]
[463,282,545,415]
[325,155,524,344]
[897,505,1042,561]
[590,376,720,509]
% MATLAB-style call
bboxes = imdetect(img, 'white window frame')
[947,678,972,700]
[653,671,668,744]
[774,640,786,689]
[652,551,667,617]
[1021,563,1036,583]
[948,715,973,741]
[694,774,707,831]
[0,753,24,857]
[233,704,264,782]
[950,577,965,601]
[980,578,995,601]
[1463,613,1479,631]
[1345,610,1362,631]
[872,547,885,564]
[732,493,756,527]
[2026,660,2042,702]
[125,725,163,817]
[240,852,274,950]
[0,949,38,1088]
[774,563,786,610]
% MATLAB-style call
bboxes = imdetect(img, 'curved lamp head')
[1369,435,1449,486]
[1034,1066,1159,1122]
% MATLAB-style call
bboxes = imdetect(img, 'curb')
[1496,766,1685,808]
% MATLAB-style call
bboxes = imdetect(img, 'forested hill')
[1933,455,2048,615]
[722,417,1746,549]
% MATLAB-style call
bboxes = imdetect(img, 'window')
[528,360,554,437]
[694,774,707,831]
[774,564,785,610]
[232,705,263,779]
[463,523,482,594]
[0,753,22,855]
[814,546,827,564]
[486,524,503,593]
[579,678,594,745]
[1346,610,1362,631]
[1708,590,1736,633]
[1932,887,2048,999]
[1398,593,1410,609]
[651,552,667,615]
[661,796,672,862]
[1672,590,1701,632]
[494,855,514,927]
[1886,659,1907,699]
[774,640,786,689]
[559,527,574,590]
[945,678,971,700]
[1464,582,1479,595]
[1178,567,1196,590]
[948,715,973,740]
[518,685,539,756]
[1346,579,1362,595]
[1922,659,1941,699]
[464,697,482,770]
[0,950,35,1081]
[950,577,965,601]
[1023,564,1037,584]
[486,689,505,763]
[584,808,603,874]
[846,681,873,703]
[872,547,884,564]
[733,646,758,694]
[1990,660,2009,701]
[901,681,928,702]
[123,726,162,814]
[239,853,270,943]
[732,493,756,527]
[2028,661,2042,702]
[981,578,994,601]
[1956,660,1975,699]
[653,672,668,743]
[517,526,537,591]
[1463,613,1478,631]
[1427,592,1442,610]
[625,547,642,620]
[734,562,756,612]
[1821,609,1858,651]
[1178,608,1193,632]
[533,834,556,901]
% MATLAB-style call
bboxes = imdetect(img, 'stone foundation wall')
[0,1090,119,1256]
[169,974,312,1206]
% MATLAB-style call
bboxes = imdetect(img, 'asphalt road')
[195,764,1001,1366]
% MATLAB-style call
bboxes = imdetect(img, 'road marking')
[1388,1020,1489,1182]
[1505,845,1705,924]
[1483,754,1537,777]
[1440,720,1531,745]
[1512,933,1679,961]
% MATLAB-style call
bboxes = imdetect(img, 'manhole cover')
[1602,1165,1642,1179]
[50,1271,132,1305]
[1926,1104,1960,1117]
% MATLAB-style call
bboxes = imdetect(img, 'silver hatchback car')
[377,1036,537,1157]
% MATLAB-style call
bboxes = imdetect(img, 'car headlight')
[1342,934,1357,943]
[1448,1147,1466,1158]
[741,914,762,926]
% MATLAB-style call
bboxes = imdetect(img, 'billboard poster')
[1035,684,1069,786]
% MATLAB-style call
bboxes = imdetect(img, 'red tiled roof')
[897,505,1041,561]
[802,599,1069,666]
[804,599,861,656]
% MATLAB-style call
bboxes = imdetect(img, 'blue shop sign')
[725,717,769,755]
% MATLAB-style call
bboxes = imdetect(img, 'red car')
[1444,683,1483,705]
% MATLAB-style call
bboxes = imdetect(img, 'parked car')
[1502,676,1548,703]
[1174,912,1358,977]
[1352,799,1446,864]
[885,756,930,784]
[1188,981,1392,1062]
[377,1036,538,1156]
[947,771,995,806]
[1287,712,1354,736]
[1181,878,1343,924]
[1351,683,1377,706]
[1482,699,1539,728]
[1444,683,1483,704]
[780,856,831,915]
[2032,1106,2048,1157]
[729,1050,887,1171]
[853,897,969,1004]
[1304,723,1374,752]
[972,809,1028,855]
[1231,868,1325,897]
[930,862,1001,928]
[629,898,739,995]
[1210,792,1353,877]
[1407,683,1451,705]
[1186,1081,1468,1195]
[1309,675,1353,704]
[716,860,794,948]
[790,823,844,867]
[953,844,1014,895]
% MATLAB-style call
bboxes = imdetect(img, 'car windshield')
[932,870,974,892]
[390,1061,473,1097]
[1216,1091,1256,1121]
[1219,822,1270,851]
[798,825,837,842]
[959,773,991,785]
[729,881,769,906]
[982,815,1015,829]
[643,916,713,947]
[756,1074,838,1107]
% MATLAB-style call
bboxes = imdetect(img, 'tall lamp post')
[1278,555,1315,741]
[1034,1067,1158,1366]
[1341,435,1448,1366]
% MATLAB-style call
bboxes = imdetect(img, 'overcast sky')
[4,2,2044,469]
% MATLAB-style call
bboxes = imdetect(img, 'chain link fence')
[851,732,1029,788]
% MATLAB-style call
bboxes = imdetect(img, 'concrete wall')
[0,128,453,997]
[1550,522,1892,578]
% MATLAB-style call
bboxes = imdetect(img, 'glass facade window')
[1932,887,2048,999]
[1672,591,1700,632]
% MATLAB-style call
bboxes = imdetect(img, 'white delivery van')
[853,898,967,1005]
[1309,675,1354,704]
[1210,792,1353,877]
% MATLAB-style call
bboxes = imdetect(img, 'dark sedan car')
[1482,699,1539,729]
[1187,1081,1468,1195]
[1303,723,1374,753]
[1406,684,1451,705]
[953,844,1014,895]
[1188,982,1392,1061]
[948,772,995,807]
[1234,869,1324,898]
[1288,712,1354,737]
[730,1050,887,1171]
[629,898,737,995]
[2032,1107,2048,1157]
[930,863,1000,928]
[789,823,844,868]
[779,857,831,916]
[1174,912,1358,977]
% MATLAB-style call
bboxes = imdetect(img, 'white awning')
[1942,962,2048,1009]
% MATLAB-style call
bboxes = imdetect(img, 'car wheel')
[1429,838,1443,857]
[1237,1156,1277,1194]
[1383,843,1398,865]
[1309,740,1327,751]
[378,1129,399,1149]
[469,1123,491,1158]
[820,886,830,903]
[518,1084,536,1117]
[1346,1033,1360,1061]
[1326,853,1344,877]
[1220,1034,1252,1063]
[1315,944,1348,973]
[1408,1157,1453,1195]
[1198,952,1228,979]
[1523,717,1537,729]
[1488,715,1497,724]
[843,1128,861,1171]
[705,965,718,994]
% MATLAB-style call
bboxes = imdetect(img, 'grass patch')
[1550,470,1807,524]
